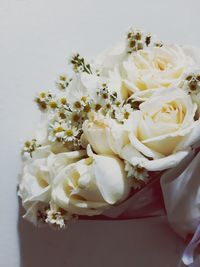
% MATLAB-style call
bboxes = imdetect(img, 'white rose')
[19,146,52,206]
[82,112,130,155]
[120,88,200,171]
[52,147,130,216]
[123,45,197,98]
[96,42,200,101]
[19,146,86,223]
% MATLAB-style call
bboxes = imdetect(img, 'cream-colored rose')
[18,146,86,223]
[82,112,131,155]
[123,45,197,98]
[19,146,52,206]
[52,148,130,216]
[120,88,200,171]
[95,42,200,100]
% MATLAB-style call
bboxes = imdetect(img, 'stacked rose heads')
[18,28,200,228]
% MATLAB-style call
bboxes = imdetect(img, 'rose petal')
[129,150,190,171]
[92,154,130,204]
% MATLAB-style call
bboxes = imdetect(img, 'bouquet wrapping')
[161,148,200,265]
[18,28,200,265]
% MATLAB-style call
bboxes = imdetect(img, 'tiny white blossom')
[48,120,80,144]
[45,203,75,229]
[48,121,65,142]
[114,104,133,123]
[125,161,149,189]
[180,72,200,95]
[45,203,66,228]
[63,125,80,142]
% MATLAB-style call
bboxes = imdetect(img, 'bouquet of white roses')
[18,28,200,263]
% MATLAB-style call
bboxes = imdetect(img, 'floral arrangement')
[18,27,200,255]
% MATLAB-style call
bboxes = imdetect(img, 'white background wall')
[1,0,199,266]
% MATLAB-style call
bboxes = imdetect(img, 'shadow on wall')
[18,202,184,267]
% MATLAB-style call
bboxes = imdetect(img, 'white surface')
[0,0,199,266]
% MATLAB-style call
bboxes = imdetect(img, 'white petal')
[120,143,146,160]
[47,150,86,177]
[182,45,200,66]
[24,185,51,203]
[128,150,190,171]
[129,132,163,159]
[175,120,200,151]
[95,41,126,74]
[92,154,130,204]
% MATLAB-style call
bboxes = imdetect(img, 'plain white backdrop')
[1,0,200,266]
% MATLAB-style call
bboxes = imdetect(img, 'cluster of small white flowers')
[180,73,200,94]
[93,84,118,114]
[36,204,50,225]
[34,81,138,150]
[69,53,100,76]
[46,98,91,149]
[93,84,135,123]
[46,209,65,228]
[125,161,149,189]
[45,203,75,229]
[114,103,133,123]
[22,139,41,158]
[56,74,72,90]
[69,53,93,74]
[126,28,162,54]
[127,28,151,53]
[48,120,81,143]
[35,91,58,111]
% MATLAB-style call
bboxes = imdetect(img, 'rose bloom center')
[137,101,186,155]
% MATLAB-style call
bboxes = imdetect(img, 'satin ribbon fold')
[182,224,200,266]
